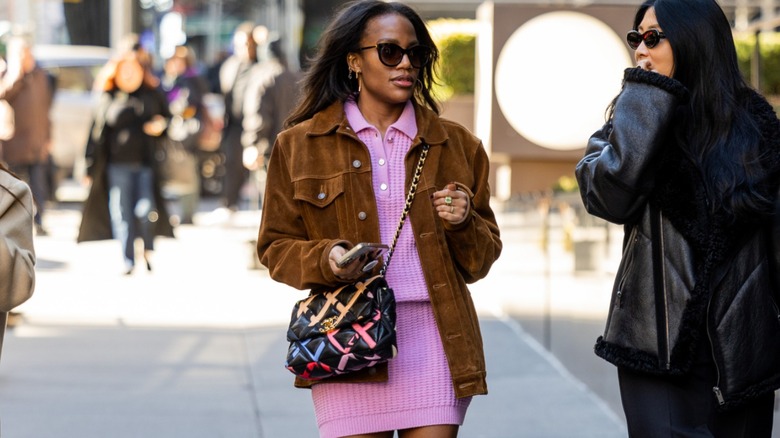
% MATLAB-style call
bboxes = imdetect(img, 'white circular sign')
[495,12,632,150]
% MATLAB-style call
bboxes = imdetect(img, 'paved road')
[0,197,744,437]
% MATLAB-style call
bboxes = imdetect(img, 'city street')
[0,198,627,437]
[2,0,779,435]
[1,197,777,436]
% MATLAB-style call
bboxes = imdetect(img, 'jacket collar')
[306,99,449,148]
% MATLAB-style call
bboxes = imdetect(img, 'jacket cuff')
[623,68,688,101]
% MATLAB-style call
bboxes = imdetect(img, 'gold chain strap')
[380,143,429,276]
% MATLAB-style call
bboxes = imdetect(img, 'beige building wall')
[509,159,578,194]
[479,3,636,198]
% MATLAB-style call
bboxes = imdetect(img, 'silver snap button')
[380,183,388,191]
[352,160,362,168]
[378,158,386,166]
[317,192,326,200]
[358,212,367,220]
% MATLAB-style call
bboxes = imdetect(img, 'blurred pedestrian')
[0,162,35,338]
[205,50,229,95]
[0,36,53,236]
[78,50,174,275]
[256,1,502,436]
[215,22,257,214]
[575,0,780,436]
[241,31,302,208]
[160,45,209,224]
[91,33,146,94]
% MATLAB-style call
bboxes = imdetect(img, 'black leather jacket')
[576,68,780,410]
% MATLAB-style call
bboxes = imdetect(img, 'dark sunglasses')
[626,29,667,50]
[359,43,431,69]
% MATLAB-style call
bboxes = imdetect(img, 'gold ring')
[444,196,452,205]
[450,206,455,214]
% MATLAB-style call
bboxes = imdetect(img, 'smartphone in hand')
[336,243,389,269]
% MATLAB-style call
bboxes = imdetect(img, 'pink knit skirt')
[311,301,471,437]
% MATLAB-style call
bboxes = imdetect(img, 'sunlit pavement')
[0,199,635,437]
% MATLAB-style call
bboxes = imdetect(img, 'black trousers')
[618,342,775,438]
[219,123,248,209]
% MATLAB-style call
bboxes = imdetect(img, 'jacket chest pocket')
[293,175,346,238]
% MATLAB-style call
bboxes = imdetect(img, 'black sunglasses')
[359,43,431,69]
[626,29,667,50]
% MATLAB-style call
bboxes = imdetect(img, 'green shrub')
[552,175,579,193]
[735,32,780,95]
[437,33,475,97]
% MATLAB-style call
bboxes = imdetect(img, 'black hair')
[635,0,767,220]
[286,0,440,127]
[269,40,285,65]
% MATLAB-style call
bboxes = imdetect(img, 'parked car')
[33,44,112,201]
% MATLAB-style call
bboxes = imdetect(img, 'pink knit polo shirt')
[343,98,428,302]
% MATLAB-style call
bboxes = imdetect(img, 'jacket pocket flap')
[293,175,344,207]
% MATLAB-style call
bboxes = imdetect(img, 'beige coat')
[0,169,36,355]
[257,101,502,397]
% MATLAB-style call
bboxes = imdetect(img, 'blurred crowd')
[0,36,53,236]
[0,23,301,273]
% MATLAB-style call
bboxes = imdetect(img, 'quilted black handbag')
[285,144,429,380]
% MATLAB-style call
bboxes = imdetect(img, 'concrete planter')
[573,238,603,272]
[572,226,606,272]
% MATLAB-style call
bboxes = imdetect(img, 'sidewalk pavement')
[0,203,627,437]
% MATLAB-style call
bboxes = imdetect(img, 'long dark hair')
[285,0,440,127]
[636,0,767,219]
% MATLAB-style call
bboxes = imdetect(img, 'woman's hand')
[432,183,470,225]
[328,245,366,281]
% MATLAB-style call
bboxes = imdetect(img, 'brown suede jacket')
[257,100,502,398]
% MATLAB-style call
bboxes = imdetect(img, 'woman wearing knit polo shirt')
[256,1,502,437]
